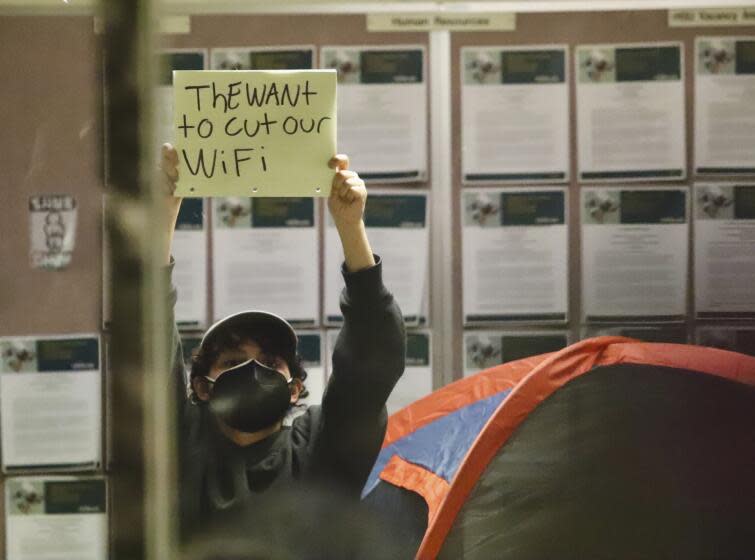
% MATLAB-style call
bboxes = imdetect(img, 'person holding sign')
[158,144,406,537]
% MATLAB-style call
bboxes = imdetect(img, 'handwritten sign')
[173,70,336,197]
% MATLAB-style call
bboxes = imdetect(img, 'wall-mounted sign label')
[669,8,755,27]
[575,43,686,182]
[463,330,568,376]
[321,46,427,182]
[694,183,755,319]
[461,46,569,184]
[367,13,515,32]
[694,37,755,175]
[5,477,107,560]
[212,197,319,326]
[324,190,429,326]
[462,188,568,324]
[28,194,77,270]
[581,187,689,322]
[0,335,102,472]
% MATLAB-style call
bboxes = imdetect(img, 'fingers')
[161,143,179,181]
[328,154,350,171]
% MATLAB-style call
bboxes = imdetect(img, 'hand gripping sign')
[173,70,337,197]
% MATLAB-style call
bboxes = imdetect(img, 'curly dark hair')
[189,328,308,402]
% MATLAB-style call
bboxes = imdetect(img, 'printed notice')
[285,331,326,425]
[5,477,107,560]
[173,69,336,197]
[463,330,568,376]
[461,46,569,183]
[212,197,319,326]
[211,46,314,72]
[581,187,689,322]
[0,336,101,471]
[324,190,429,326]
[582,325,688,344]
[696,325,755,356]
[576,44,686,182]
[172,198,208,328]
[694,183,755,319]
[322,46,427,182]
[695,38,755,174]
[387,331,432,414]
[156,50,206,151]
[462,188,568,323]
[326,329,432,415]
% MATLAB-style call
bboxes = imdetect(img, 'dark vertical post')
[102,1,177,558]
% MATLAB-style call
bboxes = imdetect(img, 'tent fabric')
[364,336,755,560]
[378,455,449,523]
[437,363,755,559]
[363,389,511,498]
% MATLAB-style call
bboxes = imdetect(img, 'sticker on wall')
[28,194,77,270]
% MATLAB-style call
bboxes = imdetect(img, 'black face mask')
[209,359,292,433]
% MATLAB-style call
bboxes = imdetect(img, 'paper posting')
[462,188,568,324]
[324,190,429,326]
[5,477,107,560]
[326,329,432,415]
[576,44,685,182]
[581,187,689,322]
[461,46,569,183]
[695,38,755,174]
[0,336,101,471]
[387,331,433,415]
[696,326,755,356]
[173,69,336,197]
[463,330,568,376]
[694,183,755,319]
[171,198,208,328]
[321,46,427,182]
[581,325,688,344]
[155,50,206,151]
[212,197,319,326]
[211,47,314,72]
[284,331,326,425]
[28,195,77,270]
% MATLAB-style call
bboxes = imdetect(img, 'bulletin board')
[1,9,754,554]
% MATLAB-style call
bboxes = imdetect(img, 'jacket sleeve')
[316,256,406,492]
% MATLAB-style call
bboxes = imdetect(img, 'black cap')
[199,310,298,358]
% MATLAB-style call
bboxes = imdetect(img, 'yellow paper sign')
[173,70,336,197]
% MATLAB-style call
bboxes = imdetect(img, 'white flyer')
[581,324,688,344]
[462,188,568,324]
[461,46,569,184]
[326,329,432,415]
[210,46,314,71]
[463,330,569,376]
[695,37,755,175]
[321,46,427,182]
[284,330,326,426]
[696,325,755,356]
[387,331,433,415]
[576,43,686,182]
[212,197,319,326]
[581,186,689,322]
[5,477,107,560]
[694,183,755,319]
[171,198,208,329]
[155,49,206,150]
[323,190,429,326]
[0,336,101,471]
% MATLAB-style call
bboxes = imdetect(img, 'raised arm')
[314,158,406,492]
